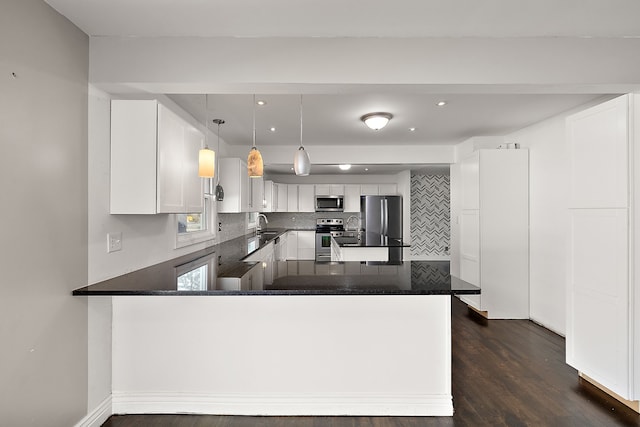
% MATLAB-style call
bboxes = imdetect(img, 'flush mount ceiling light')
[293,94,311,176]
[361,112,393,130]
[339,164,352,171]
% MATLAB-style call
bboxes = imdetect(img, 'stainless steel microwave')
[315,195,344,212]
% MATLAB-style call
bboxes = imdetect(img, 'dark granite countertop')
[334,232,410,248]
[73,229,478,296]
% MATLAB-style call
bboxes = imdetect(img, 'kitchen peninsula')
[74,231,479,417]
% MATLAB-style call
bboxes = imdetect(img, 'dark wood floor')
[102,298,640,427]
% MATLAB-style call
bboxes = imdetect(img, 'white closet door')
[567,208,629,397]
[567,95,629,209]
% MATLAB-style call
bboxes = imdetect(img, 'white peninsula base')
[111,295,453,416]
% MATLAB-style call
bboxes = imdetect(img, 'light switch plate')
[107,232,122,253]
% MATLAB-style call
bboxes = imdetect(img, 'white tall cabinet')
[567,94,640,406]
[456,149,529,319]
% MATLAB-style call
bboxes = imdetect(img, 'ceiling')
[44,0,638,173]
[168,93,604,148]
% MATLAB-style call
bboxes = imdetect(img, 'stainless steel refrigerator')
[360,195,403,261]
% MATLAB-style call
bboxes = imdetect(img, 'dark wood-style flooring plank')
[102,298,640,427]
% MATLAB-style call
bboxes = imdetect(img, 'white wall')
[0,1,89,425]
[504,97,612,335]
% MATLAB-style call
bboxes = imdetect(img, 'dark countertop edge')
[72,289,481,296]
[336,242,411,248]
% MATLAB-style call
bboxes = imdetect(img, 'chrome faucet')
[346,215,360,231]
[257,213,269,232]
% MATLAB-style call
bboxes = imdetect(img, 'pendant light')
[247,94,264,178]
[198,100,215,178]
[212,118,225,201]
[293,94,311,176]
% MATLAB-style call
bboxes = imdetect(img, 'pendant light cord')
[252,94,256,149]
[299,94,303,148]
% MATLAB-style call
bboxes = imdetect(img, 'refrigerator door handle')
[380,199,385,235]
[383,198,389,236]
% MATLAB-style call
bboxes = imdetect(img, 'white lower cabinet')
[281,230,315,260]
[286,231,299,259]
[297,231,315,260]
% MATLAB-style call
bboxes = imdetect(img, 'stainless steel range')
[315,218,344,262]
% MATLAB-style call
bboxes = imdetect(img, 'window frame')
[175,195,216,249]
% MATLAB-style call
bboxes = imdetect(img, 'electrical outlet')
[107,232,122,253]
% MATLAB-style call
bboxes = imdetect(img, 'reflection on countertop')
[73,228,478,296]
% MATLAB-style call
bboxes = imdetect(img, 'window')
[175,196,215,248]
[177,264,208,291]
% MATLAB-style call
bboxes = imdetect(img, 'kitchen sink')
[334,236,360,246]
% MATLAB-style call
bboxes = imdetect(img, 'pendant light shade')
[248,94,264,178]
[293,95,310,176]
[248,147,264,177]
[198,147,215,178]
[294,147,310,176]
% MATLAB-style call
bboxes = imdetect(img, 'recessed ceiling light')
[256,100,267,106]
[290,167,294,171]
[409,127,416,132]
[436,101,447,107]
[365,168,369,171]
[269,127,276,132]
[339,164,352,171]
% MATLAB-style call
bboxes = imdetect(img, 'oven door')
[315,232,332,262]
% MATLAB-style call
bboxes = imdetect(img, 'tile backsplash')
[410,174,450,258]
[263,212,361,230]
[217,213,251,243]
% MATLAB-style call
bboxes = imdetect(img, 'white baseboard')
[75,395,113,427]
[112,391,453,416]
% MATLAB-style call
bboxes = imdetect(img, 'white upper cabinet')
[110,100,204,214]
[360,184,379,196]
[287,184,299,212]
[262,180,274,212]
[378,184,397,195]
[360,184,397,196]
[298,184,315,212]
[316,184,344,196]
[567,96,629,209]
[217,158,249,213]
[275,183,287,212]
[247,176,264,213]
[344,185,361,212]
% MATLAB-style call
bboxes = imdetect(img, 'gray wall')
[0,1,89,425]
[410,174,450,259]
